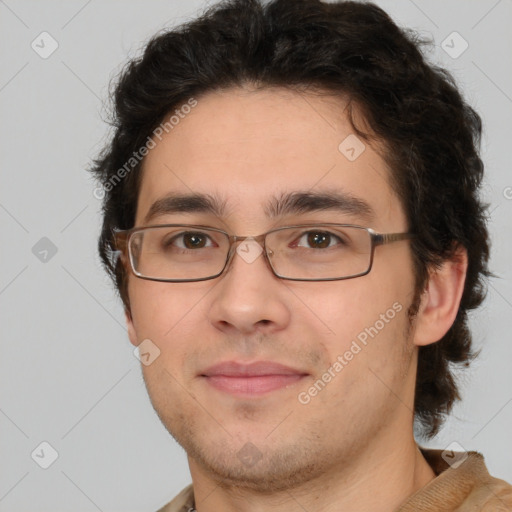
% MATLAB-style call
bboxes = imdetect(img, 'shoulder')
[156,484,194,512]
[398,449,512,511]
[475,475,512,511]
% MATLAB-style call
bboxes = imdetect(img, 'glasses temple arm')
[375,232,416,246]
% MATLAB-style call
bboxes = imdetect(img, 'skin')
[125,87,467,512]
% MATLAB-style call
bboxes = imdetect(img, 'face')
[126,87,420,491]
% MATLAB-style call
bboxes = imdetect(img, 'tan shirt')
[156,449,512,512]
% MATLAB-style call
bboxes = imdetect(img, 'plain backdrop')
[1,1,511,511]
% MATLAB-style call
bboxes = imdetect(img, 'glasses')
[113,223,415,282]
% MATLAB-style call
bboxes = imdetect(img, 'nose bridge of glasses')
[229,233,268,253]
[231,233,267,243]
[223,233,274,273]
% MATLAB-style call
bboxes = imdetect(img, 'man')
[90,0,512,510]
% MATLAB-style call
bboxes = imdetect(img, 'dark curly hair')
[89,0,490,438]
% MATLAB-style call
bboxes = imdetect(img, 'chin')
[176,427,330,493]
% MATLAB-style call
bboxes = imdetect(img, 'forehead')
[136,87,406,231]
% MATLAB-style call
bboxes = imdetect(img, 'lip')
[200,361,308,396]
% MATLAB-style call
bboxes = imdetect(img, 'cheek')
[307,287,413,411]
[127,280,213,376]
[302,272,413,377]
[303,278,402,335]
[129,279,205,334]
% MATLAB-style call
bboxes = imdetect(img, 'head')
[90,0,489,491]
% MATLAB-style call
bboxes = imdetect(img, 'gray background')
[0,0,511,510]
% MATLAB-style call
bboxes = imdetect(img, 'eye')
[167,231,215,250]
[296,231,342,249]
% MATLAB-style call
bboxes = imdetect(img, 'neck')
[188,436,435,512]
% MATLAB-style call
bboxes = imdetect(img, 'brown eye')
[296,231,339,249]
[182,233,208,249]
[307,232,331,248]
[163,231,214,250]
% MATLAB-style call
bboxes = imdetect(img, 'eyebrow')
[142,190,374,224]
[265,190,374,221]
[143,193,229,224]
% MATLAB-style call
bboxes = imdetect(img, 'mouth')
[200,361,309,396]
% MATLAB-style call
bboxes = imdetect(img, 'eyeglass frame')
[113,223,416,283]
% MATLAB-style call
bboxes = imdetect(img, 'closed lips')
[201,361,309,396]
[201,361,308,377]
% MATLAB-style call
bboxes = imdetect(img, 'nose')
[206,238,291,336]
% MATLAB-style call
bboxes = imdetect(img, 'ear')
[125,308,139,347]
[413,245,468,347]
